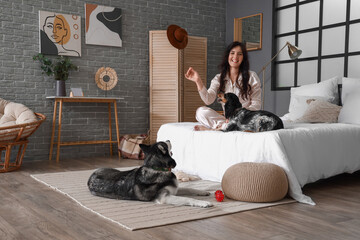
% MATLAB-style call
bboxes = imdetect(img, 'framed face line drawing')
[39,10,81,57]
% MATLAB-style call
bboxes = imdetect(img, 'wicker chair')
[0,99,46,173]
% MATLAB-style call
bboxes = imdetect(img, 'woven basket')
[0,113,46,173]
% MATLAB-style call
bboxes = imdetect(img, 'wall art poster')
[39,10,81,57]
[85,3,122,47]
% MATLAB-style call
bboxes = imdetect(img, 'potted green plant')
[33,53,78,96]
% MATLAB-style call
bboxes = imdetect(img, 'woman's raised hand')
[185,67,200,83]
[185,67,204,91]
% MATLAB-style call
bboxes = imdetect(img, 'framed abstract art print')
[85,3,122,47]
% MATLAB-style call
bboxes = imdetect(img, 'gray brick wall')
[0,0,226,161]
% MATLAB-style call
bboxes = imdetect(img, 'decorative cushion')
[295,99,342,123]
[285,76,340,121]
[221,162,288,202]
[0,98,9,119]
[0,98,37,127]
[286,95,335,121]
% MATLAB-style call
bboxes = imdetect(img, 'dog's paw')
[190,199,213,208]
[196,190,211,196]
[198,201,213,208]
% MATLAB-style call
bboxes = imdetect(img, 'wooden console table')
[47,96,123,162]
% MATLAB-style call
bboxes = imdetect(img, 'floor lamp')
[258,42,302,110]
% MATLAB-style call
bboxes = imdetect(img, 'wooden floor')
[0,157,359,240]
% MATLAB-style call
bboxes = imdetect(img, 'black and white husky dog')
[87,141,213,208]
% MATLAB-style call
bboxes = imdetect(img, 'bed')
[157,122,360,205]
[156,77,360,205]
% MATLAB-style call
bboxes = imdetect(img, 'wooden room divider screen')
[149,30,207,143]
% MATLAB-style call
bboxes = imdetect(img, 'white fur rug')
[31,167,295,231]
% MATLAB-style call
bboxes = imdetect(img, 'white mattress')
[157,122,360,205]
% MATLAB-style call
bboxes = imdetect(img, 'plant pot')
[56,80,66,96]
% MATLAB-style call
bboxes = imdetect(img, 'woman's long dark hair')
[218,41,251,100]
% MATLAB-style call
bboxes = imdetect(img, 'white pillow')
[341,77,360,104]
[287,95,335,121]
[338,88,360,125]
[286,76,339,121]
[289,76,339,112]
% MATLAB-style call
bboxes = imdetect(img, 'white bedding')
[157,122,360,205]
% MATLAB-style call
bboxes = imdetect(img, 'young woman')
[185,41,262,130]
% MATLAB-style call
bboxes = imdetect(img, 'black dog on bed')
[87,141,212,208]
[218,92,284,132]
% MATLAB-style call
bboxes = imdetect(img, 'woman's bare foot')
[194,125,211,131]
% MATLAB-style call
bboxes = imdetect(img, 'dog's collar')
[152,167,172,172]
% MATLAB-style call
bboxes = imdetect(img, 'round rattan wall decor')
[95,67,118,91]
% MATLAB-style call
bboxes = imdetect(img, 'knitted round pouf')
[221,162,289,202]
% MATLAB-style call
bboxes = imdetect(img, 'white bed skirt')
[157,122,360,205]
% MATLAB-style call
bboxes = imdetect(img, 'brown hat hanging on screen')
[167,24,188,49]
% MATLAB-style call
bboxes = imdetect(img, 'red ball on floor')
[215,190,224,202]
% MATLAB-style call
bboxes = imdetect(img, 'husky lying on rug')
[87,141,213,208]
[219,92,284,132]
